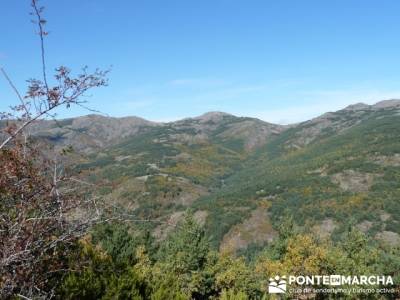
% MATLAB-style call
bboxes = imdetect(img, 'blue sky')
[1,0,400,124]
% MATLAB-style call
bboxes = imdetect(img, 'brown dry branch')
[0,144,98,297]
[0,0,109,298]
[0,0,109,150]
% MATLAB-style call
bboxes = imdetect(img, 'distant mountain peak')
[343,102,369,111]
[373,99,400,109]
[342,99,400,112]
[194,111,233,122]
[73,114,154,123]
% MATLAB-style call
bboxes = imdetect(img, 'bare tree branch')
[0,1,110,298]
[0,1,109,150]
[0,67,29,117]
[31,0,49,94]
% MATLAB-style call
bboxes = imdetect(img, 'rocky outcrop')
[219,207,277,253]
[330,170,378,193]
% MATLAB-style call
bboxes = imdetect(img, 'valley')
[30,99,400,252]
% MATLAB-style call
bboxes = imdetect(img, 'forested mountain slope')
[24,100,400,251]
[195,100,400,249]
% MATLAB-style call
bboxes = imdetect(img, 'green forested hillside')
[13,100,400,299]
[70,113,284,236]
[35,102,400,251]
[195,103,400,248]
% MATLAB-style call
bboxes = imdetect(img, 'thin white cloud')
[121,100,153,110]
[96,79,400,125]
[168,78,226,87]
[244,88,400,124]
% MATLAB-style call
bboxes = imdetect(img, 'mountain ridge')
[5,98,398,137]
[2,99,400,251]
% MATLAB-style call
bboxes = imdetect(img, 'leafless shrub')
[0,0,109,298]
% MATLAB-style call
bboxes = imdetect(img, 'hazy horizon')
[22,98,399,126]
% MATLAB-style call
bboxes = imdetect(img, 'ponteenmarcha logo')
[268,275,287,294]
[267,274,394,294]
